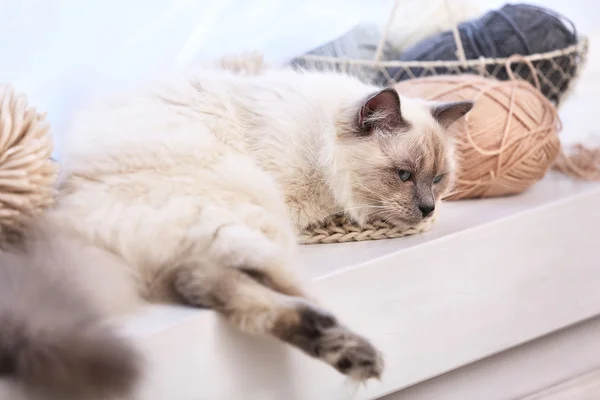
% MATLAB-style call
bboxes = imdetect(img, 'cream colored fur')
[16,56,472,394]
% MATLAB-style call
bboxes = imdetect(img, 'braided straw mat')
[298,214,435,245]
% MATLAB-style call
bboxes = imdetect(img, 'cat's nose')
[419,204,435,218]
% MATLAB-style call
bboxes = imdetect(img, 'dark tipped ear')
[358,88,405,134]
[431,100,474,129]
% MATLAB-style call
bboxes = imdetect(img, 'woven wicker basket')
[297,1,588,107]
[297,0,589,244]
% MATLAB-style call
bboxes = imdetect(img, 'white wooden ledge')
[116,172,600,400]
[2,173,598,399]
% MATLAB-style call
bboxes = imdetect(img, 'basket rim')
[296,36,589,69]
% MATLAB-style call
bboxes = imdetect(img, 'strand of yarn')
[553,145,600,180]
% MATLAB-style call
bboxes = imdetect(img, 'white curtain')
[5,0,592,156]
[0,0,392,157]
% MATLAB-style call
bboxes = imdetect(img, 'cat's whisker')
[319,204,388,222]
[355,195,396,211]
[355,182,397,204]
[368,209,401,226]
[357,187,399,208]
[378,212,397,226]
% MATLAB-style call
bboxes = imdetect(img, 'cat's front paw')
[278,304,384,382]
[328,334,384,381]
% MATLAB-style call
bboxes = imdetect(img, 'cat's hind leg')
[173,263,383,381]
[188,204,307,298]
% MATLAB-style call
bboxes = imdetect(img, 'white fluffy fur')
[10,62,470,392]
[42,62,462,314]
[52,67,452,306]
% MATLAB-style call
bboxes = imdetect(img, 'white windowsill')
[116,172,600,400]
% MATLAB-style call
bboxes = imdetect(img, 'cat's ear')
[358,88,405,134]
[431,100,474,130]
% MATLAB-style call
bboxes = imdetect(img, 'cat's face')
[336,88,472,227]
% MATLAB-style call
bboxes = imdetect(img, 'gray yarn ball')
[386,3,579,104]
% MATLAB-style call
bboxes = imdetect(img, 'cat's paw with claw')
[277,304,384,381]
[329,336,384,381]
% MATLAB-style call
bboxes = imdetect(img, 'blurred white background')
[0,0,597,158]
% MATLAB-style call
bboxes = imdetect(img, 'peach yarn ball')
[395,75,561,200]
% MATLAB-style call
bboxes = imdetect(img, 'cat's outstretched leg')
[173,264,383,381]
[172,200,383,380]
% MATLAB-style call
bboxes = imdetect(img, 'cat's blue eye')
[398,170,412,182]
[433,174,444,184]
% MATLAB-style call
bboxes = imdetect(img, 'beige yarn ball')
[396,75,561,200]
[0,85,58,233]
